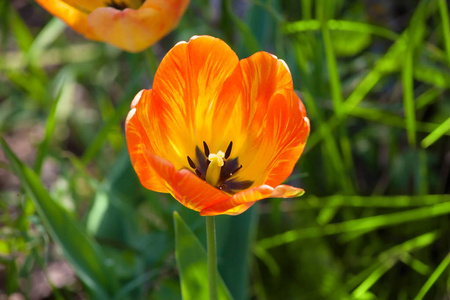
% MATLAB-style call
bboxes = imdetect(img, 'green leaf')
[216,210,255,300]
[173,212,233,300]
[1,138,117,299]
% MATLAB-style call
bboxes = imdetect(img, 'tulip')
[34,0,190,52]
[126,35,310,216]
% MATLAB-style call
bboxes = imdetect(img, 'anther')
[230,165,242,176]
[187,156,196,169]
[203,141,210,157]
[107,0,128,10]
[225,141,233,159]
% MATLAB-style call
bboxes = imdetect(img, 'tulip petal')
[232,52,307,186]
[151,36,240,162]
[61,0,107,13]
[263,90,310,187]
[200,184,304,216]
[87,0,189,52]
[126,90,174,192]
[35,0,94,38]
[172,169,230,212]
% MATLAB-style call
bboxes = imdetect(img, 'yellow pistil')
[205,150,225,187]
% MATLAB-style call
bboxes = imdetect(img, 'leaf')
[173,212,233,300]
[216,210,255,300]
[1,138,117,299]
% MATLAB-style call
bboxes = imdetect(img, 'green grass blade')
[285,194,450,210]
[416,87,442,109]
[173,212,233,300]
[8,6,34,52]
[352,260,396,299]
[26,18,66,65]
[438,0,450,65]
[34,69,75,174]
[421,117,450,148]
[321,24,343,117]
[81,69,143,164]
[258,201,450,249]
[349,231,438,294]
[284,20,399,41]
[1,138,118,299]
[413,252,450,300]
[402,39,416,146]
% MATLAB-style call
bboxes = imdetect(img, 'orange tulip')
[126,36,310,216]
[34,0,190,52]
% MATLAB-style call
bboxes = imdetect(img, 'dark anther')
[221,179,253,194]
[187,156,196,169]
[230,165,242,176]
[195,169,205,180]
[107,0,128,10]
[225,141,233,159]
[203,141,210,157]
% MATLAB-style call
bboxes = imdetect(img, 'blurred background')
[1,0,449,299]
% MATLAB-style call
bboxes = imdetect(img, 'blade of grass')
[307,0,434,150]
[413,252,450,300]
[284,20,399,41]
[321,16,355,174]
[34,68,75,174]
[352,260,396,299]
[402,35,416,146]
[438,0,450,65]
[81,69,144,164]
[1,138,118,299]
[414,63,450,88]
[400,253,432,275]
[349,107,450,135]
[26,18,66,66]
[258,201,450,249]
[7,6,34,52]
[416,87,442,109]
[268,194,450,212]
[421,117,450,148]
[223,0,260,55]
[348,231,439,292]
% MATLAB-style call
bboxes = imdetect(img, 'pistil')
[205,151,225,187]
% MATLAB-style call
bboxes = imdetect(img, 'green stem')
[206,216,218,300]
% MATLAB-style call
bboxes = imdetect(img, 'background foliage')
[1,0,449,299]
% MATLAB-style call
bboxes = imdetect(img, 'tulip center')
[187,141,253,194]
[205,151,225,187]
[107,0,144,10]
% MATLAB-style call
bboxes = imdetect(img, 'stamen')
[203,141,210,157]
[225,141,233,159]
[230,165,242,176]
[187,156,196,169]
[107,0,128,10]
[205,151,224,187]
[188,141,252,193]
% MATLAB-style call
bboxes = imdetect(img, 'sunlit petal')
[151,36,240,162]
[200,184,304,216]
[263,89,310,187]
[233,52,306,186]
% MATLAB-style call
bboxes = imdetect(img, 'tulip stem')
[206,216,218,300]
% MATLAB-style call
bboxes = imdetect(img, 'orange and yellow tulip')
[34,0,189,52]
[126,36,310,216]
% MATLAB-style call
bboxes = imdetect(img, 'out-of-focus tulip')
[35,0,190,52]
